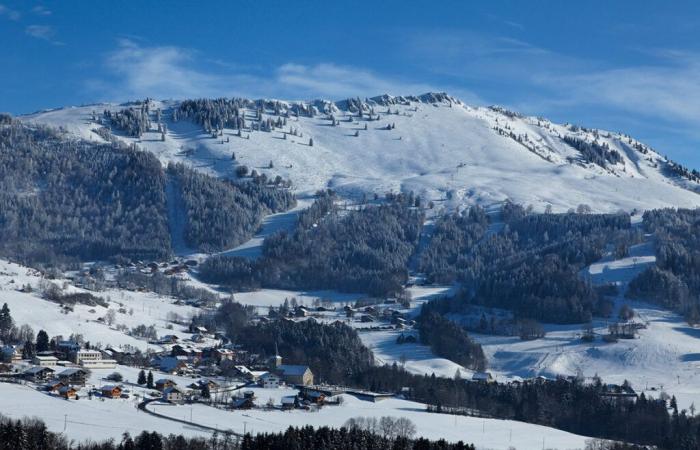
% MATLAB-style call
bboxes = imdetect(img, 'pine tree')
[147,370,154,389]
[137,369,146,385]
[0,303,13,341]
[36,330,49,352]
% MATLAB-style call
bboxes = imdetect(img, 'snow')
[0,259,201,351]
[22,95,700,215]
[146,390,591,450]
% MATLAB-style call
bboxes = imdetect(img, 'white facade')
[81,358,117,369]
[261,372,281,389]
[32,356,58,367]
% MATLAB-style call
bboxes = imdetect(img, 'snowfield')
[23,94,700,215]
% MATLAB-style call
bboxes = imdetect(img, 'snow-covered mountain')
[22,92,700,213]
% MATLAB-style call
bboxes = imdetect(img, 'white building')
[162,386,185,403]
[81,358,117,369]
[75,349,102,365]
[260,372,281,389]
[32,355,58,367]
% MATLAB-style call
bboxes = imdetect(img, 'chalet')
[360,314,375,323]
[24,366,55,382]
[162,386,185,403]
[260,372,281,389]
[302,390,325,405]
[43,379,65,392]
[232,391,255,409]
[159,335,179,345]
[281,395,298,410]
[58,386,78,399]
[171,345,202,360]
[600,384,637,405]
[472,372,495,383]
[276,364,314,386]
[294,306,309,317]
[232,365,256,381]
[213,348,235,362]
[32,355,58,367]
[189,379,219,393]
[57,368,89,386]
[100,385,122,399]
[158,355,189,373]
[155,378,177,391]
[188,325,208,334]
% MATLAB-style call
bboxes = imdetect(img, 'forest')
[354,364,696,450]
[199,191,423,297]
[415,310,486,371]
[419,203,638,323]
[627,208,700,323]
[0,120,171,266]
[0,119,295,266]
[167,163,294,252]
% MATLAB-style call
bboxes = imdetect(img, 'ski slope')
[23,93,700,214]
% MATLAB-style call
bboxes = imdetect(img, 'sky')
[1,0,699,168]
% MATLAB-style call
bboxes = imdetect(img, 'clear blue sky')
[2,1,699,168]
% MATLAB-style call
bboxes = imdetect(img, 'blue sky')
[2,1,700,168]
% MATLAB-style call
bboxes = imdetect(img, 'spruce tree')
[137,369,146,385]
[147,370,154,389]
[36,330,49,352]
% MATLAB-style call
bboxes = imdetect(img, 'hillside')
[22,93,700,214]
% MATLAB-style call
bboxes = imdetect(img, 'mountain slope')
[22,93,700,213]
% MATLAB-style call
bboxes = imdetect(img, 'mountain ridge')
[18,92,700,214]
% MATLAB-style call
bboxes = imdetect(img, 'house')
[294,306,309,317]
[43,379,65,392]
[260,372,281,389]
[23,366,55,382]
[276,364,314,386]
[159,356,189,373]
[171,344,202,360]
[213,348,235,362]
[302,390,325,405]
[58,386,78,399]
[189,378,219,394]
[162,386,185,403]
[74,349,102,365]
[232,391,255,409]
[232,365,256,381]
[32,355,58,367]
[155,378,177,391]
[57,368,88,386]
[281,395,298,410]
[472,372,495,383]
[100,385,122,398]
[600,384,637,405]
[360,314,375,323]
[159,335,179,344]
[80,358,117,369]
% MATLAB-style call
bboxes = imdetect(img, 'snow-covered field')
[0,259,200,350]
[23,95,700,215]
